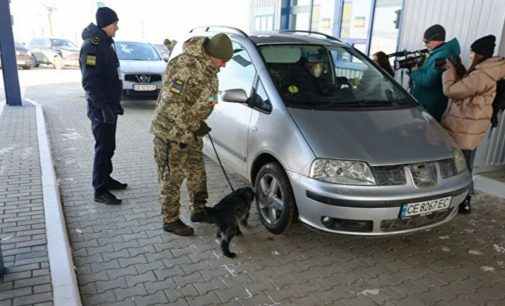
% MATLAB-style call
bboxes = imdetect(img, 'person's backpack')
[491,78,505,128]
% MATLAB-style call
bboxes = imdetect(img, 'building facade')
[250,0,505,173]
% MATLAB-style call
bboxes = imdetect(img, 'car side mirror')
[163,57,169,62]
[222,89,248,103]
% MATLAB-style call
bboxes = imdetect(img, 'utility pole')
[42,3,57,37]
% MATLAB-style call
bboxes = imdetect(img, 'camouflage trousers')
[153,136,208,224]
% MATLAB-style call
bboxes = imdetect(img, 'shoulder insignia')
[288,84,299,94]
[85,54,96,66]
[169,79,185,95]
[91,36,101,46]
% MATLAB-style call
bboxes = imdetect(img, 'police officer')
[80,7,127,205]
[151,33,233,236]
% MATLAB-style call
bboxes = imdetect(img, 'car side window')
[218,42,256,97]
[252,80,272,113]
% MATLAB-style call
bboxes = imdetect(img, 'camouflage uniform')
[151,37,219,224]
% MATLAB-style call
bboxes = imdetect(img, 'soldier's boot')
[190,209,208,223]
[163,219,194,236]
[94,190,122,205]
[107,177,128,190]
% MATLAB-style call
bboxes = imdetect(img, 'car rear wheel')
[254,162,297,234]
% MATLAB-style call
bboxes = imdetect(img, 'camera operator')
[410,24,461,122]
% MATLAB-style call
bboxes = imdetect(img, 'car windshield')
[260,44,414,109]
[115,42,160,61]
[51,39,77,49]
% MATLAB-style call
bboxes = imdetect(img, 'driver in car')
[284,52,335,99]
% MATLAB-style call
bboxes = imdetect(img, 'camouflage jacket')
[150,37,219,143]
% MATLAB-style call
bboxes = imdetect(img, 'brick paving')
[0,104,54,306]
[8,70,505,306]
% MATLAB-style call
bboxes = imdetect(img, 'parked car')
[28,37,79,69]
[15,43,35,69]
[0,42,35,69]
[116,41,166,98]
[176,28,472,236]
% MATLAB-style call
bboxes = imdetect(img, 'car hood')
[288,106,455,165]
[118,60,166,74]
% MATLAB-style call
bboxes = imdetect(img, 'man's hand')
[195,122,212,137]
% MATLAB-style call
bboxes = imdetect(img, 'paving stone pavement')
[0,104,54,306]
[22,71,505,306]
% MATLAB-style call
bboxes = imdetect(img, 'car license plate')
[133,84,156,91]
[400,196,452,218]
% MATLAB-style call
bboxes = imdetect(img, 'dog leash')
[207,132,235,192]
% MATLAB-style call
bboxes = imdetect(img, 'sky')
[10,0,252,45]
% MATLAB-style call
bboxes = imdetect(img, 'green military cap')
[204,33,233,61]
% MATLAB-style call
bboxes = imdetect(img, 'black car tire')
[254,162,297,234]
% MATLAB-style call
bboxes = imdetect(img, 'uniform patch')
[170,79,185,94]
[86,55,96,66]
[288,84,299,94]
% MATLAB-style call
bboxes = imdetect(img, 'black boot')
[458,195,472,214]
[106,177,128,190]
[163,219,194,236]
[94,190,122,205]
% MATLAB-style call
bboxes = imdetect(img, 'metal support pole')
[0,0,23,106]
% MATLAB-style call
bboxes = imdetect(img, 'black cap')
[424,24,446,41]
[471,35,496,57]
[96,7,118,28]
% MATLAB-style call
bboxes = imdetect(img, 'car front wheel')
[254,162,297,234]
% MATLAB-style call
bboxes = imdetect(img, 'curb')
[474,174,505,199]
[25,98,82,306]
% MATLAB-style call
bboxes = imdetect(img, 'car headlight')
[310,159,376,185]
[453,149,467,174]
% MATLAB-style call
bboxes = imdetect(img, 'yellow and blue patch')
[170,79,185,94]
[85,54,96,66]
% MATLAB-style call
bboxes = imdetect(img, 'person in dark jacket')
[80,7,126,205]
[410,24,461,122]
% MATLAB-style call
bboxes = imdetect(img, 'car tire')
[53,55,63,69]
[32,56,40,68]
[254,162,297,234]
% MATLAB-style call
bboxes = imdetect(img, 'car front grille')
[373,165,407,186]
[409,162,437,188]
[439,159,457,178]
[380,207,453,232]
[124,74,162,83]
[372,160,454,187]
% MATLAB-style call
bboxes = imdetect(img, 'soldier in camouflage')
[151,33,233,236]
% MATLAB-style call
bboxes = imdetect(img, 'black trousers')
[462,149,475,194]
[91,118,117,192]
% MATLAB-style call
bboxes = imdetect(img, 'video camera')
[388,49,429,70]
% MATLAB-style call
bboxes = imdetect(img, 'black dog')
[204,187,255,258]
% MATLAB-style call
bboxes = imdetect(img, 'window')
[115,42,160,61]
[369,0,402,56]
[218,43,256,96]
[339,0,373,54]
[260,44,412,109]
[253,80,272,113]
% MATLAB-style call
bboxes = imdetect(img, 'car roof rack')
[279,30,342,42]
[189,26,249,38]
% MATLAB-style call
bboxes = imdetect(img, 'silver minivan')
[177,28,472,236]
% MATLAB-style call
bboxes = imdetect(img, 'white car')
[116,41,167,99]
